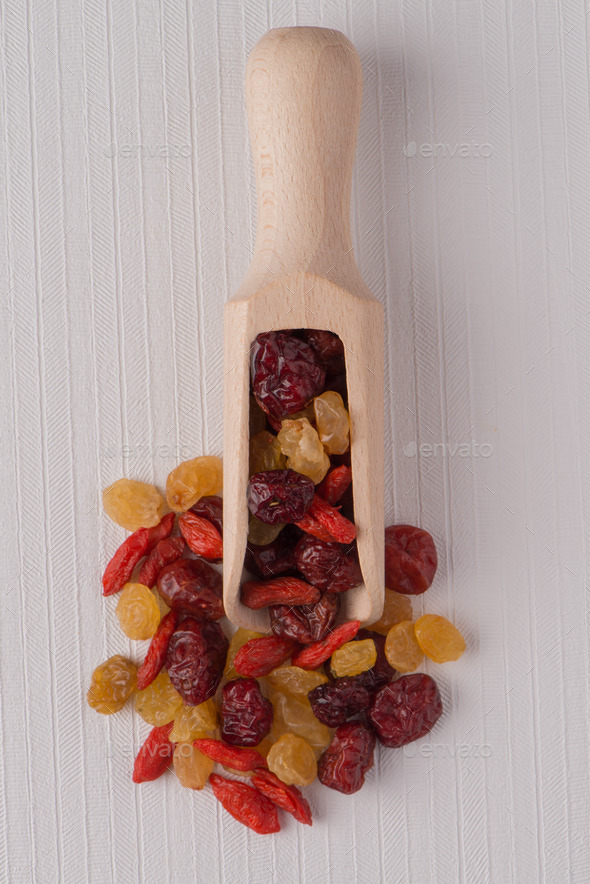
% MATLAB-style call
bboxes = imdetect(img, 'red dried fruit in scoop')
[294,535,361,593]
[132,722,175,783]
[251,769,312,826]
[384,524,437,595]
[179,511,223,561]
[317,722,375,794]
[251,331,326,420]
[210,774,280,834]
[368,673,443,747]
[302,329,345,375]
[233,636,297,678]
[220,678,273,747]
[269,592,340,644]
[244,526,299,578]
[138,536,185,588]
[136,610,178,691]
[157,558,224,620]
[241,576,320,609]
[316,465,352,506]
[193,738,268,771]
[165,617,228,706]
[291,620,361,670]
[305,495,356,544]
[102,527,150,596]
[247,469,315,525]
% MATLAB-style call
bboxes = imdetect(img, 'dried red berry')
[189,495,223,534]
[165,617,228,706]
[244,526,299,578]
[220,678,273,747]
[251,331,326,420]
[317,722,375,794]
[251,769,313,826]
[316,465,352,506]
[233,636,297,678]
[157,558,224,620]
[368,673,443,747]
[247,469,315,525]
[384,525,437,595]
[179,511,223,561]
[308,677,371,727]
[354,628,396,692]
[291,620,360,670]
[241,576,320,609]
[193,738,268,771]
[302,329,345,375]
[210,774,280,834]
[305,495,356,544]
[145,512,175,553]
[132,722,175,783]
[269,592,340,644]
[138,536,185,588]
[102,527,150,596]
[136,610,178,691]
[294,510,339,543]
[294,535,361,593]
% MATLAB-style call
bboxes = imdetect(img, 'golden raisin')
[265,665,329,697]
[313,391,350,455]
[277,418,330,485]
[166,455,222,512]
[87,655,137,715]
[170,699,218,742]
[134,669,183,726]
[173,742,214,789]
[248,514,285,546]
[224,628,265,680]
[102,478,164,531]
[368,588,413,635]
[269,690,332,758]
[384,621,424,673]
[268,734,317,786]
[330,639,376,677]
[414,614,466,663]
[249,431,287,476]
[116,583,161,640]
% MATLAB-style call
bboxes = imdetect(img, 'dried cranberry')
[251,331,326,419]
[156,558,224,620]
[165,617,228,706]
[384,525,438,595]
[269,592,340,644]
[303,329,345,375]
[220,677,273,747]
[368,673,443,747]
[248,469,315,525]
[190,495,223,534]
[308,678,371,727]
[354,629,396,692]
[294,535,361,593]
[244,525,299,578]
[318,722,375,794]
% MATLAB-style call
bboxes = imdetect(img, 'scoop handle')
[245,27,363,277]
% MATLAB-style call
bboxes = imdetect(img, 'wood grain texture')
[1,1,589,881]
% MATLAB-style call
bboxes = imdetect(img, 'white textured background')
[2,0,589,882]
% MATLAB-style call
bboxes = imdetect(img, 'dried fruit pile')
[87,328,466,834]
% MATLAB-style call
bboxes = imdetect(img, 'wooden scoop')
[223,26,384,631]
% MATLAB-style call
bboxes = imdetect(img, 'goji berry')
[251,769,312,826]
[294,511,338,543]
[189,495,223,534]
[145,512,175,552]
[209,774,280,834]
[193,739,268,772]
[138,536,185,588]
[102,527,150,597]
[233,636,297,678]
[241,576,320,609]
[316,465,352,506]
[132,722,175,783]
[178,512,223,561]
[306,495,356,544]
[136,611,178,691]
[291,620,361,670]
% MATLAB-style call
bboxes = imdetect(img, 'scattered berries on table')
[220,678,273,747]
